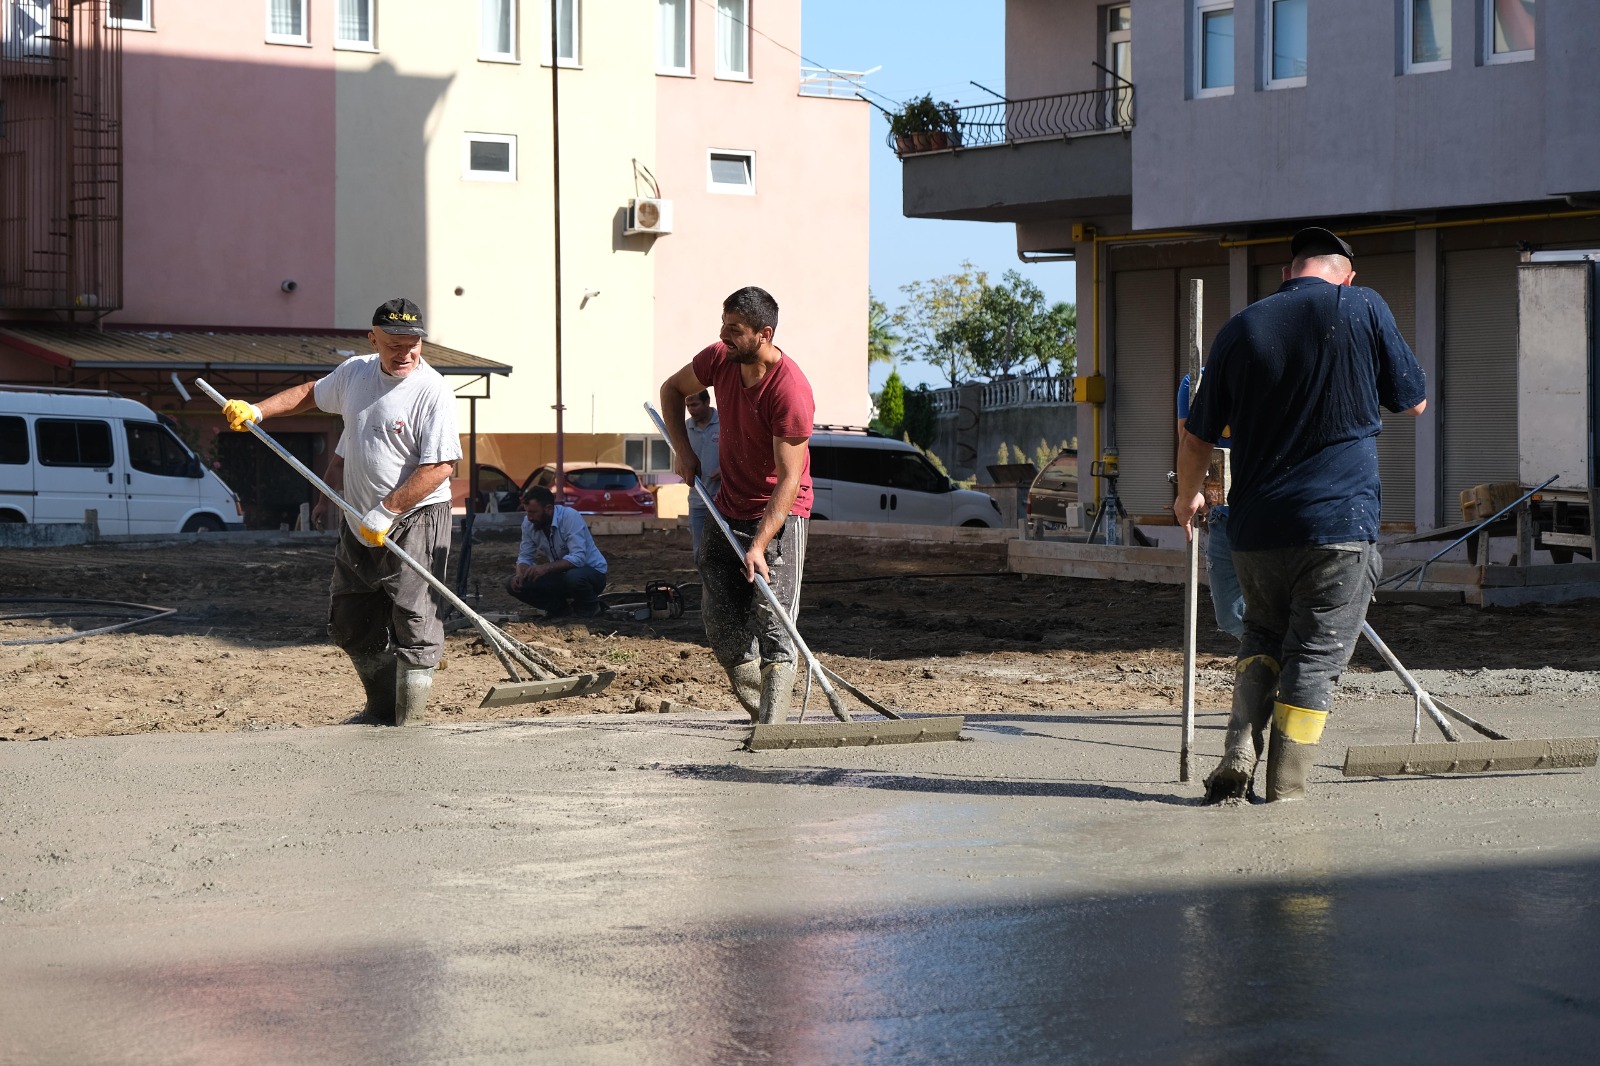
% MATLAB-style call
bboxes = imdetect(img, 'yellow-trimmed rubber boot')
[1204,655,1280,804]
[1265,701,1328,802]
[727,659,762,722]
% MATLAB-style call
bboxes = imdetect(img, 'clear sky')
[799,0,1079,392]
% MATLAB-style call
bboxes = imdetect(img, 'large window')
[336,0,376,50]
[481,0,516,62]
[110,0,154,31]
[4,0,54,58]
[715,0,749,79]
[539,0,579,66]
[36,420,113,468]
[1195,1,1233,96]
[707,149,754,194]
[1265,0,1307,87]
[126,422,193,478]
[657,0,691,75]
[1104,4,1132,124]
[1486,0,1535,63]
[1406,0,1451,72]
[463,133,517,182]
[0,416,28,465]
[266,0,309,45]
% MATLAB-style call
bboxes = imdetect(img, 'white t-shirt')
[314,354,461,515]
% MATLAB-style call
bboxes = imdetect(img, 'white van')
[808,430,1001,527]
[0,386,243,534]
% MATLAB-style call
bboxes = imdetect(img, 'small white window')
[1485,0,1535,64]
[481,0,517,62]
[464,133,517,182]
[657,0,691,75]
[110,0,154,31]
[707,149,754,194]
[538,0,580,67]
[2,1,53,59]
[715,0,750,80]
[1195,1,1234,96]
[336,0,376,50]
[266,0,309,46]
[1265,0,1307,88]
[1405,0,1450,72]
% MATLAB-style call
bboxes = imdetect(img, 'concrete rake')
[196,378,613,709]
[645,404,963,751]
[1342,623,1597,777]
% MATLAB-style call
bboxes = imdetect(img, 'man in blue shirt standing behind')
[1175,227,1428,804]
[506,485,608,619]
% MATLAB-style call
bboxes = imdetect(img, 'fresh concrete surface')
[3,695,1599,1064]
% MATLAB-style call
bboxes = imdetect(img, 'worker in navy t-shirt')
[1175,227,1427,805]
[659,286,816,726]
[1177,372,1243,640]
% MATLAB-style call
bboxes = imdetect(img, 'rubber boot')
[756,662,797,726]
[726,659,762,722]
[1265,701,1327,803]
[349,650,397,724]
[394,664,435,727]
[1203,655,1279,804]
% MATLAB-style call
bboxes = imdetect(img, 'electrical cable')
[0,597,177,646]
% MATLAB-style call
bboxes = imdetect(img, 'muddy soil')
[3,527,1599,741]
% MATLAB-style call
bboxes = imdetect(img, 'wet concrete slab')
[3,705,1599,1063]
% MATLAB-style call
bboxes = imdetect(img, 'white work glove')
[223,400,263,432]
[357,502,399,547]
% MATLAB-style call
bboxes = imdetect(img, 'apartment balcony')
[896,87,1133,224]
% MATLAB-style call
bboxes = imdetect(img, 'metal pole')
[550,0,566,503]
[1180,278,1203,782]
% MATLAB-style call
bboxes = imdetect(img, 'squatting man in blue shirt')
[1173,227,1428,804]
[505,485,609,620]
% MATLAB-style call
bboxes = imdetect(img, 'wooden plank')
[1542,531,1596,549]
[1009,539,1185,567]
[1375,589,1465,606]
[747,716,965,750]
[478,671,615,708]
[1344,737,1598,776]
[1477,582,1600,608]
[1009,555,1188,584]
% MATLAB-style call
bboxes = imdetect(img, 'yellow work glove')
[223,399,263,432]
[357,502,398,547]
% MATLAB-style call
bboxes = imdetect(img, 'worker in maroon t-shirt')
[660,286,816,725]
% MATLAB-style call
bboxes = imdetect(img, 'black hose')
[0,597,177,646]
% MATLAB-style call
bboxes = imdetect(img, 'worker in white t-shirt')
[222,298,461,726]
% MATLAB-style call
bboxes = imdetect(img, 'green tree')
[868,291,900,368]
[901,384,938,448]
[945,270,1077,381]
[872,369,906,437]
[892,261,987,387]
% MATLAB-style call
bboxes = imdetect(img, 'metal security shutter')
[1111,268,1177,516]
[1354,253,1417,524]
[1442,248,1520,513]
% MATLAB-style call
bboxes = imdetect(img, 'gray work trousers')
[698,514,808,672]
[1232,541,1382,713]
[327,501,452,668]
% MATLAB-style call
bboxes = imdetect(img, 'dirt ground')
[3,525,1600,742]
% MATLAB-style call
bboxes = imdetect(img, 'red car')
[522,462,657,516]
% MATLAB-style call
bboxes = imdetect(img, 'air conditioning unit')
[624,198,673,236]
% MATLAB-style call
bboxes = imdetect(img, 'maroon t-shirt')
[691,342,814,520]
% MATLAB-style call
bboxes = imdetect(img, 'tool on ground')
[1342,622,1598,776]
[645,403,963,750]
[196,378,613,709]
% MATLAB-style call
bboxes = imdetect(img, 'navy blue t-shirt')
[1185,277,1427,551]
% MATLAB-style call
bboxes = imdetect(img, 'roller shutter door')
[1442,248,1520,514]
[1111,268,1177,516]
[1354,253,1417,525]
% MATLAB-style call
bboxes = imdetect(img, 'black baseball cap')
[1290,226,1355,261]
[371,298,427,337]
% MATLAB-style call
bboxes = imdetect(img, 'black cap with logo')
[371,298,428,337]
[1290,226,1355,261]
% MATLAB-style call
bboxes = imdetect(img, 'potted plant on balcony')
[890,94,962,154]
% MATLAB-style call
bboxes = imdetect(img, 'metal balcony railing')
[889,85,1134,157]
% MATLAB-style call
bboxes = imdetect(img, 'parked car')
[808,430,1001,527]
[450,462,524,515]
[1026,448,1079,536]
[0,385,243,534]
[523,462,657,516]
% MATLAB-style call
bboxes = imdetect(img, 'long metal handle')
[643,402,849,723]
[1360,622,1461,742]
[1180,533,1198,782]
[195,376,530,682]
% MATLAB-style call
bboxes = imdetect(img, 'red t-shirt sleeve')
[690,343,724,388]
[767,379,814,438]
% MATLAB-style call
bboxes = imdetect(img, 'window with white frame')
[481,0,516,62]
[716,0,749,79]
[336,0,376,49]
[266,0,309,45]
[538,0,579,66]
[463,134,517,181]
[707,149,754,194]
[1195,1,1233,96]
[1405,0,1450,72]
[1265,0,1307,87]
[2,1,53,59]
[658,0,691,75]
[1486,0,1535,63]
[110,0,154,31]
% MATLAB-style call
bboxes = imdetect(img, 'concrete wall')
[929,388,1078,482]
[1006,0,1103,100]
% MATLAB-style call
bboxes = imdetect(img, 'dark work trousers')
[698,514,808,673]
[504,566,606,616]
[1232,542,1382,713]
[327,501,452,668]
